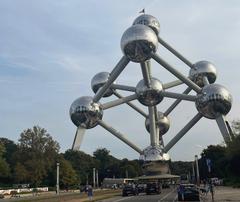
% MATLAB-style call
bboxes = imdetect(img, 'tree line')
[198,120,240,186]
[0,120,239,188]
[0,126,143,189]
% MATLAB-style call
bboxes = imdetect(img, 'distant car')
[162,183,170,189]
[112,184,118,189]
[122,184,137,196]
[146,182,161,195]
[178,184,200,201]
[80,185,88,192]
[136,184,146,193]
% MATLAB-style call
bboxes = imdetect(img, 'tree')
[64,150,98,185]
[14,126,60,186]
[0,138,17,166]
[58,155,78,189]
[14,162,28,183]
[0,143,10,178]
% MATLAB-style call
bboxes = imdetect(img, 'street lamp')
[56,162,60,195]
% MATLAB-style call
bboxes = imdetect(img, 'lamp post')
[195,155,200,186]
[56,162,60,195]
[93,168,96,188]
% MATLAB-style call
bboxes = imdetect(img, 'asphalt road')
[100,188,178,202]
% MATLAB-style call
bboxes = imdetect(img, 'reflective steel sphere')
[143,146,170,161]
[121,24,158,63]
[133,14,160,35]
[70,96,103,128]
[145,112,170,135]
[136,77,164,106]
[196,84,232,119]
[189,61,217,87]
[91,72,113,97]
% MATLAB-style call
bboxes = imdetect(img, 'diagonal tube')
[163,79,183,89]
[151,53,201,93]
[161,91,197,102]
[216,115,232,143]
[113,91,148,118]
[140,61,151,87]
[164,87,192,116]
[93,56,130,102]
[98,120,143,154]
[153,106,159,145]
[101,94,138,110]
[164,113,203,152]
[158,36,193,68]
[148,106,158,146]
[111,84,136,92]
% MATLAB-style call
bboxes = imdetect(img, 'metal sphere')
[70,96,103,128]
[91,72,113,97]
[189,61,217,87]
[145,112,170,135]
[133,14,160,35]
[196,84,232,119]
[136,77,164,106]
[143,146,169,161]
[121,24,158,63]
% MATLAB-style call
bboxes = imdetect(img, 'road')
[100,188,178,202]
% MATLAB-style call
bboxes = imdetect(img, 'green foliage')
[0,143,10,177]
[0,143,10,178]
[0,138,17,166]
[57,155,78,188]
[13,162,28,183]
[199,120,240,185]
[170,161,192,176]
[14,126,60,186]
[64,149,98,185]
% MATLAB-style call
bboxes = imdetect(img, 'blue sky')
[0,0,239,161]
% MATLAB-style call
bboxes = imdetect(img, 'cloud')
[0,0,239,161]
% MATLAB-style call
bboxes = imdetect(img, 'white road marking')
[159,188,176,201]
[114,196,134,202]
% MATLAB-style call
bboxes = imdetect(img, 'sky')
[0,0,239,161]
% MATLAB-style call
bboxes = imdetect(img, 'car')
[136,184,146,193]
[146,182,161,195]
[177,184,200,201]
[162,183,170,189]
[122,184,137,196]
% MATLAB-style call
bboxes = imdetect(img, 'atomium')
[69,13,234,174]
[196,84,232,119]
[91,72,114,97]
[121,24,158,63]
[136,77,164,106]
[145,112,170,135]
[189,61,217,87]
[133,14,160,35]
[70,96,103,129]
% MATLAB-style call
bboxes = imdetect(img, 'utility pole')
[195,155,200,186]
[125,170,128,178]
[56,162,60,195]
[93,168,96,188]
[192,161,195,183]
[96,170,99,188]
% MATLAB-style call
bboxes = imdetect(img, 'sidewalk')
[200,186,240,201]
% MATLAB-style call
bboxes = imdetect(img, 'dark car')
[136,184,146,193]
[178,184,200,201]
[122,184,137,196]
[162,183,170,189]
[146,182,161,195]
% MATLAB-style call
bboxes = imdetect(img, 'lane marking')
[159,188,177,201]
[114,196,134,202]
[173,194,178,202]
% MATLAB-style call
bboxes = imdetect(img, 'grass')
[6,189,121,202]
